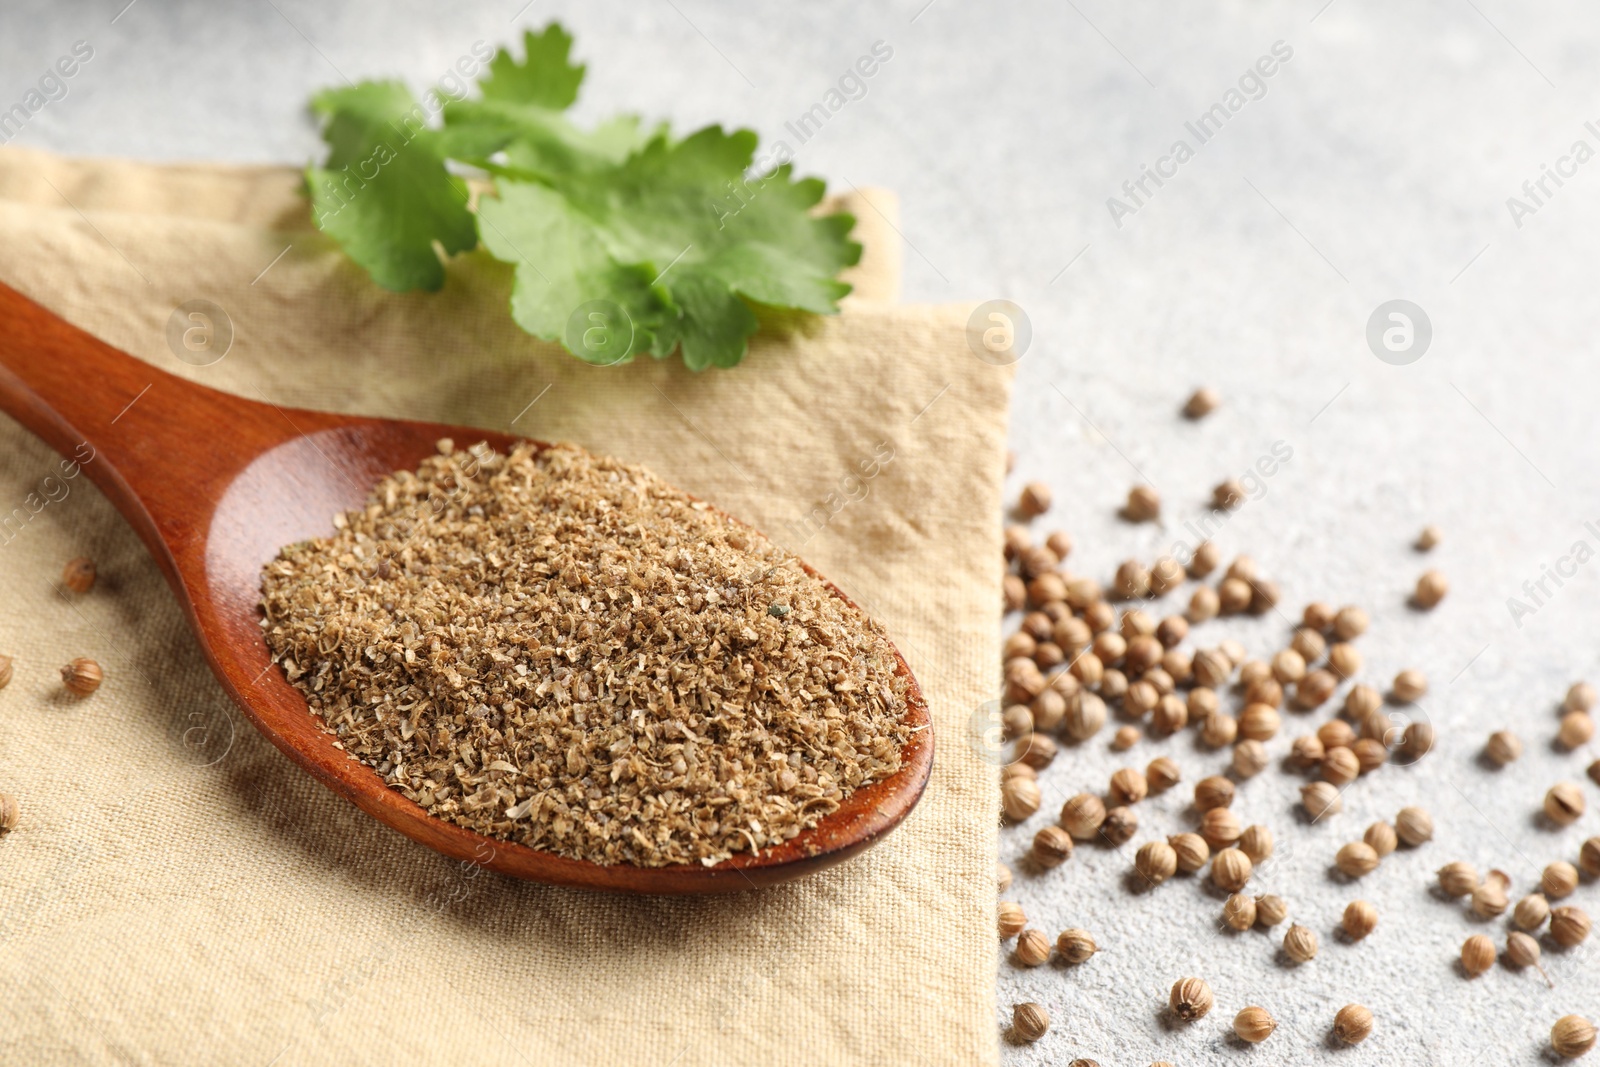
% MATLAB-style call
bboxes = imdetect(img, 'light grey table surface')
[5,1,1600,1064]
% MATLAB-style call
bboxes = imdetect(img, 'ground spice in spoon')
[260,440,910,867]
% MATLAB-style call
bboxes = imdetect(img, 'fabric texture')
[0,146,1009,1067]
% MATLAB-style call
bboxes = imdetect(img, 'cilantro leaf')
[306,81,476,292]
[477,25,585,109]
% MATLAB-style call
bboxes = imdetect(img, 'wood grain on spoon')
[0,281,933,893]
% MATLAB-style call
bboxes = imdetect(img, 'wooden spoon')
[0,281,933,893]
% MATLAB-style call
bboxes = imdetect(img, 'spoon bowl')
[0,281,932,893]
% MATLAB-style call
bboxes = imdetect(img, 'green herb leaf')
[305,81,476,292]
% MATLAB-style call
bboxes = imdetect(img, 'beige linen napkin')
[0,145,1007,1067]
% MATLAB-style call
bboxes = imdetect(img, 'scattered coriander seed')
[1213,479,1245,511]
[1582,837,1600,877]
[1003,575,1027,612]
[1151,694,1188,736]
[1100,670,1130,704]
[1217,577,1252,616]
[1486,730,1522,767]
[1560,711,1595,749]
[997,861,1013,894]
[1187,586,1221,624]
[1183,387,1221,419]
[1146,756,1181,793]
[1589,760,1600,789]
[1336,841,1380,878]
[1061,794,1108,839]
[1201,713,1239,749]
[1416,524,1442,551]
[1271,649,1307,685]
[1154,613,1188,647]
[1551,905,1592,947]
[60,658,102,697]
[1189,541,1222,578]
[1333,604,1369,640]
[0,792,18,833]
[1169,977,1214,1021]
[1391,669,1428,703]
[1057,927,1098,964]
[1045,530,1073,559]
[1066,1060,1101,1067]
[1413,569,1448,609]
[1317,719,1356,749]
[998,901,1027,939]
[1568,682,1599,714]
[1352,737,1388,774]
[1162,649,1193,684]
[1003,632,1037,661]
[1014,928,1052,967]
[1100,806,1138,846]
[1327,642,1361,678]
[1135,839,1179,885]
[1110,768,1149,805]
[1212,847,1253,891]
[1232,739,1269,779]
[1290,626,1326,663]
[1054,616,1092,652]
[1304,601,1337,631]
[1169,833,1211,873]
[1200,808,1243,850]
[1003,525,1032,561]
[1323,747,1361,787]
[1223,892,1257,931]
[1124,485,1161,523]
[1194,775,1235,812]
[1065,693,1108,742]
[1364,821,1398,857]
[1012,1002,1049,1043]
[1192,649,1232,689]
[1472,879,1510,919]
[1082,601,1115,632]
[1296,670,1338,709]
[1239,703,1281,742]
[1545,861,1580,900]
[1248,578,1281,615]
[1114,561,1152,600]
[1187,686,1220,723]
[1342,899,1378,940]
[1246,677,1284,709]
[1032,826,1075,868]
[1125,637,1163,674]
[1018,545,1059,580]
[1401,722,1435,760]
[62,556,96,594]
[1461,934,1496,977]
[1290,734,1326,769]
[1345,683,1382,721]
[1069,652,1104,687]
[1234,1006,1276,1043]
[1149,559,1186,598]
[1029,694,1066,737]
[1301,781,1343,819]
[1255,894,1289,927]
[1002,762,1035,784]
[1239,825,1274,864]
[1553,1016,1598,1059]
[1002,776,1042,822]
[1516,893,1551,931]
[0,653,11,690]
[1001,705,1034,740]
[1505,932,1552,986]
[1019,482,1053,517]
[1228,558,1260,587]
[1395,806,1434,846]
[1547,782,1586,827]
[1334,1004,1373,1045]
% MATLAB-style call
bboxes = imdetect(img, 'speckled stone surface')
[6,2,1600,1062]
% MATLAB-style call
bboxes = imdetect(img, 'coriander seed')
[1271,648,1307,685]
[1472,878,1510,919]
[1352,737,1388,774]
[1032,826,1074,868]
[1560,711,1595,749]
[1194,775,1235,812]
[0,793,18,833]
[1001,705,1034,740]
[1183,386,1220,419]
[1065,692,1108,741]
[1327,642,1361,678]
[1551,905,1592,947]
[1290,734,1325,769]
[997,861,1013,894]
[1146,756,1181,793]
[1416,524,1442,551]
[1345,683,1382,721]
[62,556,96,594]
[1301,781,1343,819]
[1364,821,1398,857]
[1136,839,1178,885]
[998,901,1027,939]
[60,658,102,697]
[1012,1002,1049,1043]
[1200,808,1243,850]
[1239,825,1274,864]
[1238,702,1280,741]
[1212,847,1253,891]
[1461,934,1496,977]
[1438,861,1479,897]
[1486,730,1522,766]
[1582,837,1600,876]
[1505,932,1551,986]
[1113,561,1151,600]
[1002,776,1042,822]
[1069,651,1104,687]
[1546,782,1586,826]
[1187,586,1220,623]
[1401,721,1434,760]
[1318,719,1356,749]
[1516,893,1551,931]
[1545,861,1580,899]
[1413,569,1448,609]
[1391,668,1427,703]
[1553,1016,1598,1059]
[1213,479,1245,511]
[1223,892,1256,931]
[1124,485,1161,523]
[1192,649,1232,689]
[1336,841,1380,877]
[1061,794,1107,839]
[1333,604,1369,640]
[1218,577,1252,614]
[1057,927,1097,964]
[1110,768,1149,805]
[1234,1006,1276,1043]
[1093,630,1127,666]
[1295,670,1338,709]
[1568,682,1598,713]
[1322,746,1360,786]
[1290,626,1326,663]
[1232,739,1268,779]
[1019,482,1052,517]
[1187,686,1219,722]
[1149,559,1185,597]
[1395,806,1433,846]
[1100,806,1138,846]
[1189,540,1221,577]
[1304,601,1336,631]
[1333,1004,1373,1045]
[1150,694,1187,736]
[1169,833,1210,873]
[1154,613,1187,647]
[1100,670,1130,704]
[1014,928,1051,967]
[1169,976,1214,1021]
[1201,713,1238,748]
[1246,676,1284,709]
[1255,894,1289,927]
[1342,899,1377,940]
